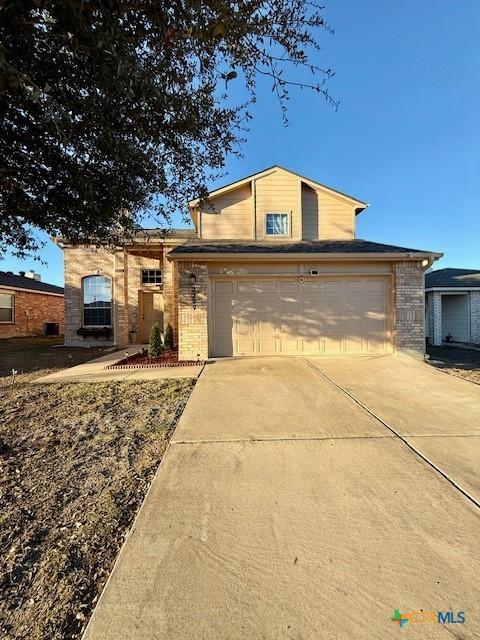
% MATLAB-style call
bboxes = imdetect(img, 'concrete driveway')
[309,355,480,504]
[84,356,480,640]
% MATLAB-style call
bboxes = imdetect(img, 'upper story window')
[265,212,289,236]
[0,292,14,323]
[83,275,112,326]
[141,269,162,285]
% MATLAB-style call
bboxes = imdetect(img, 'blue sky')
[2,0,479,286]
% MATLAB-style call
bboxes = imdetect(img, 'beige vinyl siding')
[197,167,359,241]
[317,190,355,240]
[301,183,319,240]
[255,168,301,240]
[200,184,252,239]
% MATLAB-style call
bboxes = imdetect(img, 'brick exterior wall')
[64,246,116,347]
[431,290,443,346]
[394,261,425,356]
[177,261,209,361]
[425,291,433,343]
[64,245,175,348]
[162,246,178,343]
[471,292,480,345]
[0,289,64,339]
[125,252,164,343]
[63,246,431,358]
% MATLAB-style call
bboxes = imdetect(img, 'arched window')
[83,275,112,326]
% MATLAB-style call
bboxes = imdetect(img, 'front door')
[139,291,164,343]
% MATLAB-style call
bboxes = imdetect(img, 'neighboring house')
[425,268,480,346]
[60,166,441,359]
[0,270,64,339]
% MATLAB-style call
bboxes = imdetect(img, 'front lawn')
[0,339,195,639]
[0,336,107,382]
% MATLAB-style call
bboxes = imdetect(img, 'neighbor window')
[0,293,14,323]
[83,275,112,326]
[141,269,162,284]
[265,212,289,236]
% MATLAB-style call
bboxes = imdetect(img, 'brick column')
[432,291,443,346]
[394,261,425,357]
[113,249,129,347]
[163,246,178,344]
[63,248,83,346]
[177,261,208,361]
[470,291,480,344]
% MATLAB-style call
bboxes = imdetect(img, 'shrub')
[148,323,163,357]
[164,324,174,350]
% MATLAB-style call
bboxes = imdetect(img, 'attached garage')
[169,239,440,361]
[210,276,392,357]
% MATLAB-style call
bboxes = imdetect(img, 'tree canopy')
[0,0,335,256]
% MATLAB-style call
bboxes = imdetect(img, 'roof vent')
[19,270,25,277]
[25,270,41,281]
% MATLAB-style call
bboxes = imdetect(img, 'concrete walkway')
[32,346,203,383]
[83,356,480,640]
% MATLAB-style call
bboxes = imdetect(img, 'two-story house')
[60,166,441,359]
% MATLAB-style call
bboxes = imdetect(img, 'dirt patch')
[427,345,480,385]
[0,378,195,639]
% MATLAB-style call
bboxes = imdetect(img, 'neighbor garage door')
[210,277,392,357]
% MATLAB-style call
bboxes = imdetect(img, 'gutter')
[0,285,64,297]
[168,251,443,263]
[54,237,189,250]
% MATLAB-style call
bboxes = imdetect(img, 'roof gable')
[189,165,368,210]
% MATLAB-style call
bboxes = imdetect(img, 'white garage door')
[210,277,392,357]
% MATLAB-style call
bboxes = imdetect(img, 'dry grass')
[0,336,108,383]
[0,338,195,639]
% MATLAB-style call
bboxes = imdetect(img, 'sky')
[2,0,479,286]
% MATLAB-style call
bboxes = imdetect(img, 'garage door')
[210,277,392,357]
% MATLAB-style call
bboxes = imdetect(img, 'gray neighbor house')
[426,268,480,346]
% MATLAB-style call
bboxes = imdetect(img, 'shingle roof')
[169,238,437,256]
[55,227,197,246]
[425,268,480,289]
[133,228,197,239]
[0,271,64,295]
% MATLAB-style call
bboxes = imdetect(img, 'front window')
[265,212,289,236]
[83,275,112,326]
[141,269,162,284]
[0,292,14,322]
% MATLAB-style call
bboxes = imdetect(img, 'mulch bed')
[107,349,204,369]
